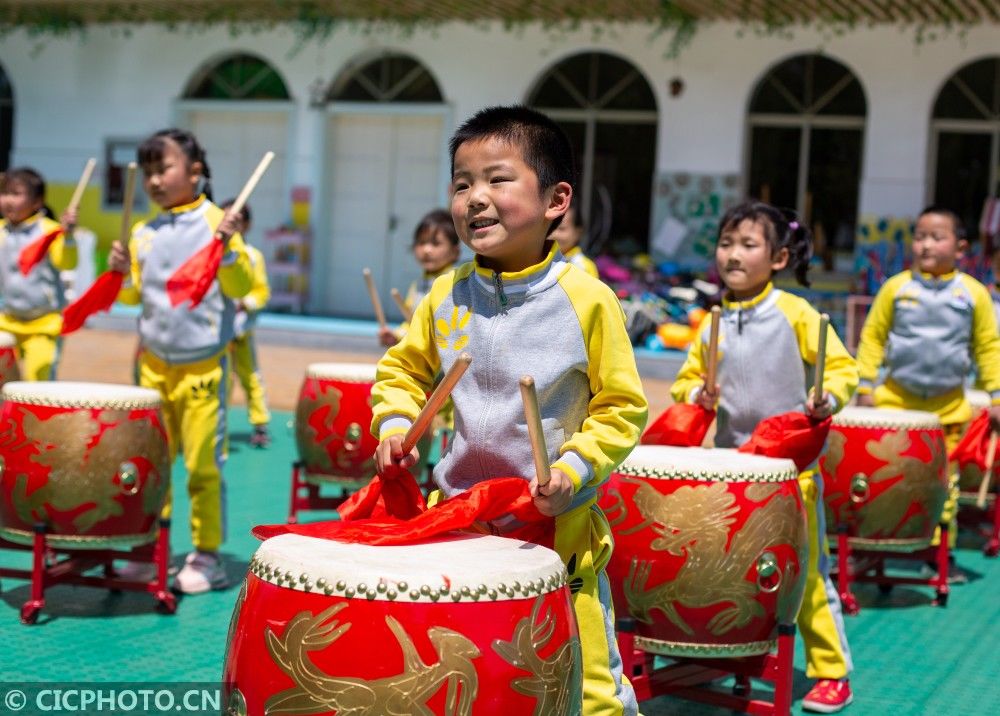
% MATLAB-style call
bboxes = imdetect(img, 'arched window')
[528,52,658,254]
[746,54,867,260]
[930,57,1000,234]
[0,62,13,171]
[185,53,290,100]
[328,53,443,103]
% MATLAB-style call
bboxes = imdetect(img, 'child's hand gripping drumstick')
[695,306,721,410]
[375,353,472,473]
[977,431,998,509]
[522,376,573,516]
[807,314,832,420]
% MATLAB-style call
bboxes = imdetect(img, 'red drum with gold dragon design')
[819,406,947,550]
[957,390,995,502]
[599,446,807,658]
[294,363,378,486]
[0,381,170,548]
[223,532,582,715]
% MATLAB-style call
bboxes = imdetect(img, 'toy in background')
[651,172,741,270]
[852,216,913,296]
[266,226,309,313]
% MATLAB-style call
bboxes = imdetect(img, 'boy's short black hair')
[449,107,575,235]
[918,205,967,241]
[1,167,46,202]
[220,198,251,225]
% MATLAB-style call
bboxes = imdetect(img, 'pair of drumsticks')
[363,268,413,326]
[394,353,551,487]
[702,305,830,408]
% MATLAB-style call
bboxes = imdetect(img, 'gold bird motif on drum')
[295,384,376,478]
[264,603,480,715]
[492,596,583,716]
[619,480,805,636]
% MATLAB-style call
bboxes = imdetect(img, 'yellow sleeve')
[557,269,648,491]
[47,219,78,271]
[370,275,447,439]
[963,275,1000,403]
[855,273,906,394]
[670,312,710,404]
[216,233,252,300]
[582,256,599,279]
[115,224,145,306]
[777,293,858,410]
[243,247,270,311]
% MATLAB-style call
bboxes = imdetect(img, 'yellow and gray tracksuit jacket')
[117,196,253,363]
[373,241,647,511]
[563,245,599,280]
[672,282,858,448]
[234,245,269,338]
[856,270,1000,425]
[0,213,77,335]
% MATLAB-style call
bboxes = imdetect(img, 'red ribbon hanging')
[60,271,125,335]
[166,238,224,308]
[641,402,716,447]
[18,227,64,275]
[949,411,993,468]
[738,411,832,472]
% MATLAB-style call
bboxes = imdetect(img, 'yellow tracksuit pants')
[554,503,638,716]
[16,333,61,381]
[797,471,853,680]
[139,350,229,552]
[230,331,270,427]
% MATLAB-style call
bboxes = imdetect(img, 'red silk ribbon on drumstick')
[18,226,64,275]
[337,465,427,521]
[254,475,554,549]
[166,237,225,308]
[738,412,832,472]
[60,270,125,335]
[641,403,715,447]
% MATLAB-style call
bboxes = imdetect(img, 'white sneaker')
[115,560,157,582]
[174,551,229,594]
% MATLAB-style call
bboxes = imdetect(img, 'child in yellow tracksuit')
[672,201,858,713]
[373,106,648,715]
[110,129,252,594]
[856,206,1000,574]
[221,199,271,448]
[0,168,78,379]
[551,196,599,279]
[377,208,460,347]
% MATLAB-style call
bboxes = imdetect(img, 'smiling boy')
[371,105,648,715]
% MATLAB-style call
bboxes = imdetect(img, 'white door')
[185,109,289,260]
[324,112,445,318]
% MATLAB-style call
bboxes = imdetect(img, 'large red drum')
[0,331,20,386]
[958,390,995,500]
[819,406,947,551]
[294,363,378,486]
[223,532,582,715]
[600,446,807,658]
[0,381,170,548]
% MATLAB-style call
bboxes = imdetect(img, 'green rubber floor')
[2,408,998,715]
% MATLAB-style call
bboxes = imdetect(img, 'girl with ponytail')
[670,200,860,713]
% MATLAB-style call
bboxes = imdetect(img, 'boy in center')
[372,105,648,715]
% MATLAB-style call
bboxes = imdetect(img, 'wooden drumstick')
[814,313,830,406]
[400,353,472,456]
[520,376,551,486]
[66,158,97,218]
[977,431,998,509]
[391,287,413,322]
[118,162,138,245]
[363,268,388,329]
[705,306,721,389]
[218,151,274,239]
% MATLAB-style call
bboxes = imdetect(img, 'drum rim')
[1,381,162,409]
[0,331,15,348]
[250,533,568,603]
[304,362,378,381]
[833,406,941,429]
[0,525,159,549]
[618,447,798,483]
[634,634,776,659]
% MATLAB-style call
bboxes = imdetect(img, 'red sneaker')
[802,679,853,713]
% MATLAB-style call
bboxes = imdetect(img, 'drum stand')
[0,519,176,624]
[957,494,1000,557]
[617,619,797,716]
[832,523,950,614]
[287,461,361,523]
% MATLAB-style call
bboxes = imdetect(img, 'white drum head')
[0,331,16,348]
[967,389,991,411]
[251,532,567,603]
[834,405,941,429]
[617,445,798,483]
[1,381,161,409]
[305,362,377,382]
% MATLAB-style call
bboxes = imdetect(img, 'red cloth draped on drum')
[641,403,715,447]
[60,271,126,335]
[739,412,832,472]
[18,226,64,275]
[166,238,224,307]
[950,411,995,471]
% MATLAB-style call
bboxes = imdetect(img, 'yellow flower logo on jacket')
[436,307,471,351]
